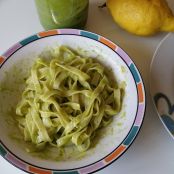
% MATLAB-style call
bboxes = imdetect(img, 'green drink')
[35,0,89,30]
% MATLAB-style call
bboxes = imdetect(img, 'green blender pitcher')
[35,0,89,30]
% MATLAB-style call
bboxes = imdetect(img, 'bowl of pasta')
[0,29,146,174]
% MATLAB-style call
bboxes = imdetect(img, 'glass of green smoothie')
[35,0,89,30]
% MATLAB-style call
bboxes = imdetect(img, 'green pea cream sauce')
[35,0,89,29]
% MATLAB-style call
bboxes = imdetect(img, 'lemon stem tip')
[98,3,106,8]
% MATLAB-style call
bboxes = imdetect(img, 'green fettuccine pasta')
[16,46,124,152]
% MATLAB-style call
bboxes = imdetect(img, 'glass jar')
[35,0,89,30]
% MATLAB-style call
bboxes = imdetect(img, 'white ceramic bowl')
[0,29,146,174]
[150,33,174,139]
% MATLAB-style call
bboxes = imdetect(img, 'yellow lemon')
[106,0,174,36]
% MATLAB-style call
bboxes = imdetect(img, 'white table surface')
[1,0,174,174]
